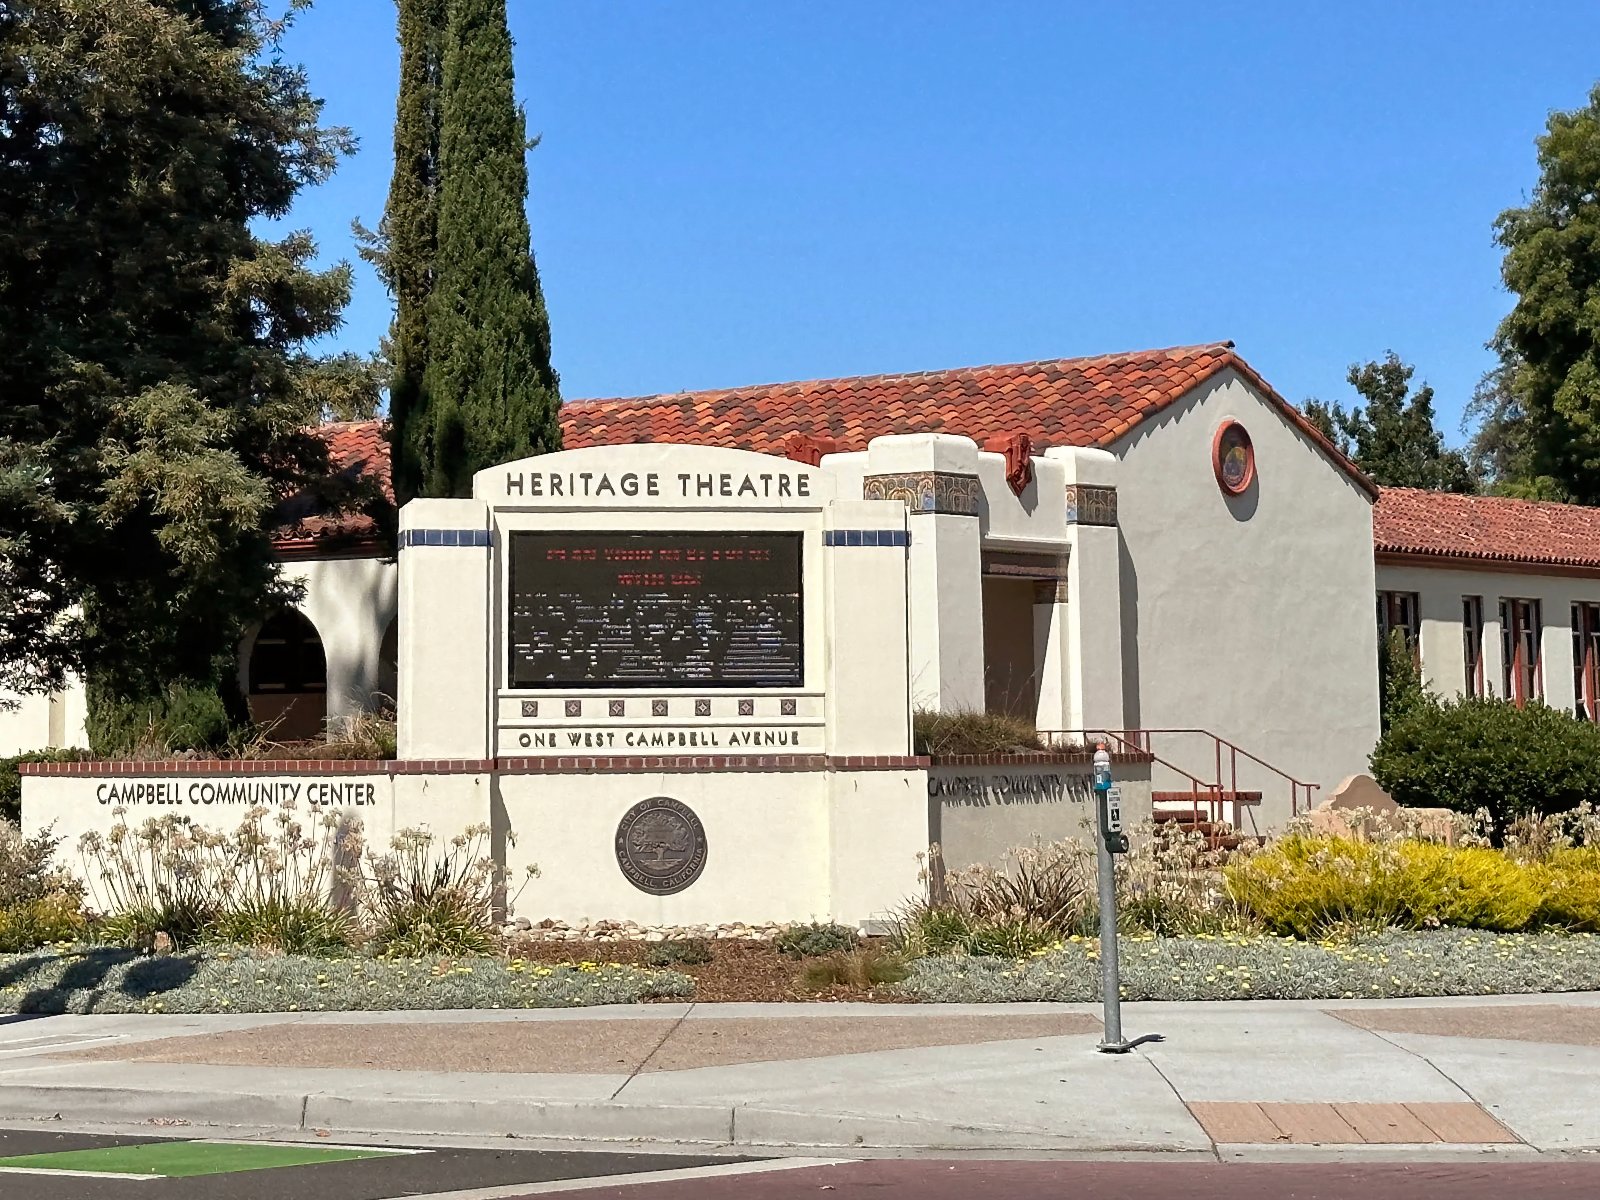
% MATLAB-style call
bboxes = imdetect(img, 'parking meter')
[1092,743,1128,855]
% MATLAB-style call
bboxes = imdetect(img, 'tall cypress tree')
[420,0,561,496]
[370,0,446,506]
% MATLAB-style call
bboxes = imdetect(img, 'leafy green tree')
[419,0,561,497]
[0,0,358,742]
[359,0,447,504]
[1493,83,1600,504]
[1303,353,1474,491]
[1461,365,1565,499]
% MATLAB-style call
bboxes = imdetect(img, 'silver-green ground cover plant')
[902,928,1600,1002]
[0,949,692,1015]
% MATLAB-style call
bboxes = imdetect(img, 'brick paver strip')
[1256,1104,1365,1144]
[1404,1102,1521,1144]
[59,1014,1100,1075]
[1186,1102,1287,1144]
[1333,1103,1441,1144]
[1331,1004,1600,1048]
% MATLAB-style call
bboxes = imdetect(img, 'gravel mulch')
[901,929,1600,1003]
[507,936,905,1003]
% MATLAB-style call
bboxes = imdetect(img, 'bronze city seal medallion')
[615,797,708,895]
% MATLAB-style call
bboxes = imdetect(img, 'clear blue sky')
[278,1,1600,438]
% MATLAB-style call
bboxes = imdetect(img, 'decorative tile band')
[399,528,492,549]
[863,471,981,516]
[1065,484,1118,527]
[822,528,910,547]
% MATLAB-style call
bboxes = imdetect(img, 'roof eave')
[1375,548,1600,580]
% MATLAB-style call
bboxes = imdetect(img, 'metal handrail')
[1040,728,1234,830]
[1040,726,1320,823]
[1115,728,1319,818]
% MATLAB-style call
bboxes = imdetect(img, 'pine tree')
[420,0,561,497]
[365,0,447,505]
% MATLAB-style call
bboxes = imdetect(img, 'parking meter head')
[1092,741,1113,795]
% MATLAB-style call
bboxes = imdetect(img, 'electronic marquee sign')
[508,531,804,689]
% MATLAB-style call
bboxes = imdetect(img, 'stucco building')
[8,340,1590,832]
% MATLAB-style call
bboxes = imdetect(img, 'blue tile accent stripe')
[400,528,492,549]
[823,529,910,547]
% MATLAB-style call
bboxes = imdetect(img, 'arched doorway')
[375,616,399,715]
[247,610,327,741]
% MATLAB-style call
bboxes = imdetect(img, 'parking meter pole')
[1091,740,1130,1054]
[1095,815,1124,1050]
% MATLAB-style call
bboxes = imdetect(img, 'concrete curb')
[0,1079,1204,1152]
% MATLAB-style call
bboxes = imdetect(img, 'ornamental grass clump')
[351,824,534,957]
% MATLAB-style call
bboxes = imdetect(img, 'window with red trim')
[1376,591,1420,658]
[1462,596,1485,698]
[1573,603,1600,721]
[1499,598,1542,706]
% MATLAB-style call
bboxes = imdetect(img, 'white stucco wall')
[244,554,399,730]
[0,683,88,756]
[1112,370,1380,826]
[1375,560,1600,714]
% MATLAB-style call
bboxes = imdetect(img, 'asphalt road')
[2,1129,1599,1200]
[0,1128,744,1199]
[548,1159,1600,1200]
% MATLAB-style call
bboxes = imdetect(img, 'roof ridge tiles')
[565,341,1237,409]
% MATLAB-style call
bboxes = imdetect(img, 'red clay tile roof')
[272,420,393,555]
[273,342,1375,551]
[560,341,1375,497]
[1375,487,1600,572]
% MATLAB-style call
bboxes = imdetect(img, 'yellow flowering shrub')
[1226,836,1583,938]
[1537,848,1600,931]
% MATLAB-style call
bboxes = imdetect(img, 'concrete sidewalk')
[0,995,1597,1157]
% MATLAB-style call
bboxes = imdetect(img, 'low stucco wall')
[927,752,1153,871]
[22,759,928,927]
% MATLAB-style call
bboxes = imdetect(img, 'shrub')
[913,709,1044,757]
[354,824,531,957]
[1117,821,1255,937]
[941,838,1097,933]
[1538,848,1600,931]
[1378,627,1427,732]
[85,675,239,757]
[0,822,83,909]
[802,947,909,991]
[1,749,93,825]
[1225,835,1572,938]
[892,906,1065,958]
[1371,696,1600,844]
[774,921,859,959]
[646,937,714,967]
[0,893,90,952]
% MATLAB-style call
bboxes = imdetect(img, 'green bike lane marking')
[0,1139,414,1179]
